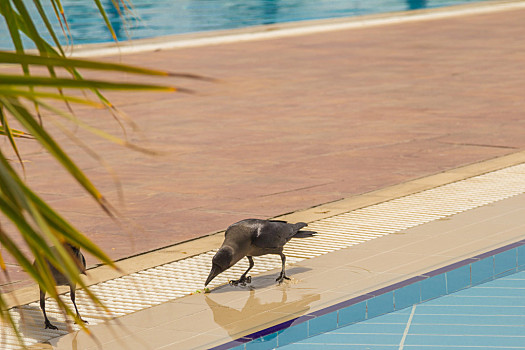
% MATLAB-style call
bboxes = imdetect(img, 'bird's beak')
[205,264,222,286]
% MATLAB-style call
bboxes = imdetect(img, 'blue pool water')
[0,0,489,50]
[281,270,525,349]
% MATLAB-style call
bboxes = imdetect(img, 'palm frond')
[0,0,212,343]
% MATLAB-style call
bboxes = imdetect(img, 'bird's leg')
[230,256,254,286]
[70,285,87,324]
[276,253,291,284]
[40,289,57,330]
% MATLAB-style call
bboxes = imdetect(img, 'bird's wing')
[79,252,87,275]
[252,220,302,249]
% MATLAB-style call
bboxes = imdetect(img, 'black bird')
[205,219,315,287]
[35,243,88,329]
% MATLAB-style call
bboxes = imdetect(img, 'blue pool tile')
[446,263,471,293]
[486,276,525,287]
[337,347,399,350]
[298,332,402,345]
[411,313,525,326]
[392,307,413,314]
[278,345,319,350]
[333,321,407,335]
[420,294,454,305]
[245,319,297,343]
[277,322,308,347]
[459,286,525,297]
[494,248,517,275]
[409,324,525,336]
[471,257,494,285]
[394,281,420,310]
[404,334,525,347]
[364,312,411,324]
[227,345,246,350]
[404,347,521,350]
[507,270,525,279]
[518,246,525,269]
[278,344,325,350]
[367,292,394,319]
[338,301,366,327]
[420,274,446,302]
[414,304,525,316]
[308,312,338,337]
[494,268,519,279]
[211,338,250,350]
[245,333,277,350]
[426,294,525,307]
[283,345,398,350]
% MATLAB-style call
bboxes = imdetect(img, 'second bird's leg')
[276,253,290,284]
[40,289,58,330]
[70,285,88,324]
[230,256,254,286]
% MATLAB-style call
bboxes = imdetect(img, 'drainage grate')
[2,163,525,348]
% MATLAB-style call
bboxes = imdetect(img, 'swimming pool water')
[0,0,489,50]
[281,270,525,349]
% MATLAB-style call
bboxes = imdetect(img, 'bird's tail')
[291,222,308,231]
[293,230,316,238]
[290,222,315,238]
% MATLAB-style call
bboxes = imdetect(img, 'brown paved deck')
[1,5,525,291]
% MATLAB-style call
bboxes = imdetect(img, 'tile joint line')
[399,304,416,350]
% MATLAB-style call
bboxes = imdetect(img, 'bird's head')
[64,243,86,275]
[65,243,80,255]
[205,246,233,286]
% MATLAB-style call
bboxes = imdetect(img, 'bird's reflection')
[205,288,320,338]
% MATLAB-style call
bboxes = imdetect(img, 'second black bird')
[35,243,88,330]
[205,219,315,287]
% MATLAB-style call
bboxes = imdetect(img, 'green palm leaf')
[0,51,169,76]
[0,74,180,92]
[0,0,211,343]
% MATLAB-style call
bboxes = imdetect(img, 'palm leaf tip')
[0,52,176,77]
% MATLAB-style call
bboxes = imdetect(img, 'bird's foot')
[79,318,88,324]
[229,275,251,287]
[276,274,291,284]
[45,321,58,330]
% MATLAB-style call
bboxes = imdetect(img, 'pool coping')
[214,237,525,350]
